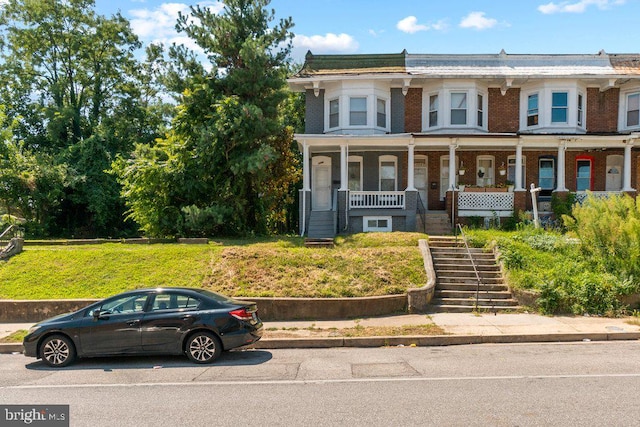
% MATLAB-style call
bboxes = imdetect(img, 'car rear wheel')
[40,335,76,368]
[186,331,222,364]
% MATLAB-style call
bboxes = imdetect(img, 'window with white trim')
[539,158,555,191]
[379,155,397,191]
[507,156,526,186]
[439,156,458,200]
[348,156,363,191]
[376,98,386,128]
[349,97,367,126]
[450,92,467,125]
[429,94,438,128]
[477,94,484,127]
[363,216,392,232]
[329,99,339,128]
[476,156,495,187]
[627,92,640,128]
[551,92,568,123]
[577,93,584,127]
[527,94,539,126]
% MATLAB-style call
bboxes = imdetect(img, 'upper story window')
[350,97,367,126]
[429,94,438,128]
[376,98,386,128]
[627,93,639,127]
[577,94,584,127]
[477,94,484,127]
[329,99,339,129]
[527,94,539,126]
[551,92,568,123]
[450,92,467,125]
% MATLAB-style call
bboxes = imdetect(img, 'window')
[429,94,438,127]
[379,155,397,191]
[363,217,392,232]
[527,94,539,126]
[92,294,147,316]
[577,94,584,127]
[348,156,362,191]
[349,97,367,126]
[329,99,339,128]
[628,93,640,127]
[576,157,593,191]
[606,154,623,191]
[476,156,494,187]
[376,98,386,128]
[477,94,484,127]
[552,92,568,123]
[539,158,555,190]
[507,156,526,186]
[450,92,467,125]
[439,156,458,200]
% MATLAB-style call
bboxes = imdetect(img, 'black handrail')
[456,224,483,310]
[416,192,426,234]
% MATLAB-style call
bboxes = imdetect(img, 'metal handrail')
[0,224,23,242]
[416,192,426,234]
[456,224,483,310]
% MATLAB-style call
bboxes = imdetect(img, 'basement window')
[363,217,392,232]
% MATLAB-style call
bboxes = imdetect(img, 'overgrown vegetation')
[0,233,427,299]
[467,194,640,315]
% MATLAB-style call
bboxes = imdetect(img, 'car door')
[140,291,202,353]
[80,293,148,356]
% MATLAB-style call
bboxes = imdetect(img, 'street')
[2,341,640,426]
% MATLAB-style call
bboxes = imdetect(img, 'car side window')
[91,294,147,316]
[150,293,200,311]
[151,294,172,311]
[175,295,200,310]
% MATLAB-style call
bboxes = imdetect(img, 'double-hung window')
[349,97,367,126]
[577,94,584,127]
[576,156,593,191]
[627,93,640,127]
[329,99,339,128]
[348,156,362,191]
[527,94,539,126]
[376,98,386,128]
[477,94,484,127]
[379,156,397,191]
[429,94,438,127]
[539,158,555,191]
[450,92,467,125]
[552,92,568,123]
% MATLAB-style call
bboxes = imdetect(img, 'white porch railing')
[349,191,405,209]
[458,191,514,217]
[574,191,622,204]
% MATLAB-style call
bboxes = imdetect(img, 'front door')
[312,156,332,211]
[414,156,428,210]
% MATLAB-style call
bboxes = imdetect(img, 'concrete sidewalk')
[2,312,640,354]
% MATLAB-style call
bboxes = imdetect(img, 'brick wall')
[488,88,520,133]
[404,88,422,132]
[586,88,619,133]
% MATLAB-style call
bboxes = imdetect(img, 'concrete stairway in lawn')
[428,236,520,313]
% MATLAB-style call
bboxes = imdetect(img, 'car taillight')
[229,308,253,321]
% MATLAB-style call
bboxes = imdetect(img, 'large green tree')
[0,0,167,237]
[115,0,300,237]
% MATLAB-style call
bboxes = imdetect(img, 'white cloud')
[397,16,429,34]
[538,0,626,14]
[293,33,359,54]
[459,11,498,30]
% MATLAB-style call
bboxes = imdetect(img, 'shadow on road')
[24,348,273,371]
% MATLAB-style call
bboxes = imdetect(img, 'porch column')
[555,142,568,192]
[448,143,457,190]
[339,143,348,191]
[406,141,416,190]
[302,141,310,191]
[515,142,524,191]
[622,142,635,191]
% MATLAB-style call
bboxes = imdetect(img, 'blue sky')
[98,0,640,62]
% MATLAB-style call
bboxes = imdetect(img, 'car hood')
[34,312,76,327]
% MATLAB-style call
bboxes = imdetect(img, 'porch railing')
[349,191,405,209]
[457,191,514,217]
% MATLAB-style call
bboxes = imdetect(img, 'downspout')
[301,141,309,237]
[344,143,350,231]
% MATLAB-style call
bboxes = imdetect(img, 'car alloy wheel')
[41,335,76,367]
[186,331,221,364]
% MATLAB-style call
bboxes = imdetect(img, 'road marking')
[4,373,640,390]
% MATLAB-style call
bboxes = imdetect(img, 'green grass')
[0,330,27,343]
[0,233,427,299]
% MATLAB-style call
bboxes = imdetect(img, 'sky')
[97,0,640,62]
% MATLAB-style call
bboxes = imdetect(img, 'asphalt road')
[2,341,640,426]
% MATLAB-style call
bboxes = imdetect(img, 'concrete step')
[435,290,514,299]
[429,304,522,313]
[437,279,505,287]
[431,297,520,307]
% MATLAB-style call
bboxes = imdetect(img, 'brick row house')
[287,50,640,237]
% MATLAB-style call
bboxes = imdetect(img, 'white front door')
[312,156,332,211]
[414,156,428,210]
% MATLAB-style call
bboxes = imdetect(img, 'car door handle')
[127,320,141,326]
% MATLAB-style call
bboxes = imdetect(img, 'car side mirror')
[92,309,102,319]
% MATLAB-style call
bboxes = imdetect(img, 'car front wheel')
[40,335,76,368]
[186,331,222,364]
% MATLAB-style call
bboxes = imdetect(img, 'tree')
[0,0,166,237]
[116,0,300,237]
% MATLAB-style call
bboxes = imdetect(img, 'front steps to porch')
[428,236,520,313]
[307,211,336,239]
[418,212,452,235]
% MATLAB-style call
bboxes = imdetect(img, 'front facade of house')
[288,50,640,237]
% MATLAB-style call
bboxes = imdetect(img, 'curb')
[4,332,639,355]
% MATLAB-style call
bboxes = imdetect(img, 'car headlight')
[27,325,41,335]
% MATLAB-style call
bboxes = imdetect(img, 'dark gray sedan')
[23,287,263,367]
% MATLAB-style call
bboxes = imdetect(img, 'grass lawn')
[0,233,427,299]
